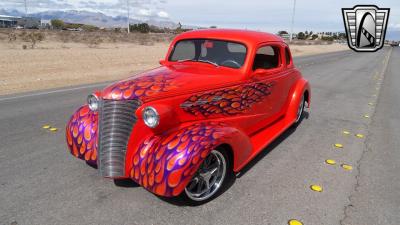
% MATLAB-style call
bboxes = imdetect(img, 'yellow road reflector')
[325,159,336,165]
[310,185,323,192]
[372,94,377,97]
[364,114,370,118]
[368,103,374,106]
[334,143,343,148]
[355,134,364,138]
[342,130,351,135]
[341,164,353,171]
[288,219,303,225]
[49,128,58,132]
[42,125,51,129]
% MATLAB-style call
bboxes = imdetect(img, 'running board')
[234,115,295,172]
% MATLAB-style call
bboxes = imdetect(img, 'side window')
[253,45,280,70]
[285,47,292,65]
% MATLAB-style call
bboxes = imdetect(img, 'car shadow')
[157,170,237,207]
[236,111,309,178]
[112,111,309,206]
[113,179,141,187]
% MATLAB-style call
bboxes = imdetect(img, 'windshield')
[169,39,247,69]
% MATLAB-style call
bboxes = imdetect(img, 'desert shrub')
[22,45,27,49]
[321,36,334,42]
[85,34,103,48]
[130,23,150,33]
[82,25,99,32]
[108,33,118,43]
[135,33,154,46]
[58,31,72,43]
[18,30,27,39]
[8,32,17,42]
[297,32,306,40]
[51,19,65,29]
[311,34,319,40]
[21,32,46,48]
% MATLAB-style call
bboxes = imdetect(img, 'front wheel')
[182,148,232,205]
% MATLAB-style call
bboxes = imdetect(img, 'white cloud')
[138,8,152,16]
[389,23,400,30]
[157,11,168,18]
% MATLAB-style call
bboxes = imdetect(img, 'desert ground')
[0,29,349,95]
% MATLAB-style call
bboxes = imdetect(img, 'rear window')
[285,47,292,65]
[253,46,280,70]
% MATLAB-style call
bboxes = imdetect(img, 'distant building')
[0,15,21,28]
[277,33,290,40]
[0,15,44,29]
[17,17,41,29]
[40,19,51,29]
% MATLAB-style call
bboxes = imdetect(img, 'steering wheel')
[220,59,241,68]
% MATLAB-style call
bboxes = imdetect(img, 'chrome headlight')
[87,94,99,111]
[143,106,159,128]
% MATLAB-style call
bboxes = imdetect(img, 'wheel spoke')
[209,166,218,175]
[196,179,203,193]
[184,150,227,202]
[187,177,198,191]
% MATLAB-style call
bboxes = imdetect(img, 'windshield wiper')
[197,59,219,67]
[177,59,194,63]
[177,59,219,67]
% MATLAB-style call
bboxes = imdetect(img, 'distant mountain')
[0,8,179,29]
[0,8,22,17]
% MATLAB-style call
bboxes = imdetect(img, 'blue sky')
[3,0,399,37]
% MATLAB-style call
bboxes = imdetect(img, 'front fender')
[127,122,251,197]
[66,105,98,166]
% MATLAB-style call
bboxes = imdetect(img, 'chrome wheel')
[295,95,305,123]
[184,150,227,202]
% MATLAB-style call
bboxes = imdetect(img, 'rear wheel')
[182,148,232,205]
[294,94,305,124]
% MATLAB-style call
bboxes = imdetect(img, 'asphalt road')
[1,48,399,225]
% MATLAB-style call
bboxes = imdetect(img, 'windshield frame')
[168,38,248,69]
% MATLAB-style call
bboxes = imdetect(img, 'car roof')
[174,29,285,45]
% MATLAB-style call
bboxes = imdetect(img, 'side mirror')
[159,59,167,66]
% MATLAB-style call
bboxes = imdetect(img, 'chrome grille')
[98,99,140,177]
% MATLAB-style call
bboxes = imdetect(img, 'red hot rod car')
[66,29,310,204]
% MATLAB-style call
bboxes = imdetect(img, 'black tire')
[180,147,233,205]
[292,94,305,126]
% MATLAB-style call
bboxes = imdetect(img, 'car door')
[245,43,293,134]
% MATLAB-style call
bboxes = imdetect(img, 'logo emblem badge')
[342,5,390,52]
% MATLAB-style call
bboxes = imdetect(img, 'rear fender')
[127,122,251,197]
[285,78,310,124]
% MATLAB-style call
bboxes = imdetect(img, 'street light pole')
[289,0,296,42]
[127,0,130,33]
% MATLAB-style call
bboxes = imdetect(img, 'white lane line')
[0,82,108,102]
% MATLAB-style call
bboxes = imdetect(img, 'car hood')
[102,64,243,102]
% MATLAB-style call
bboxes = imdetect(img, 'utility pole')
[24,0,28,16]
[289,0,296,42]
[127,0,130,33]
